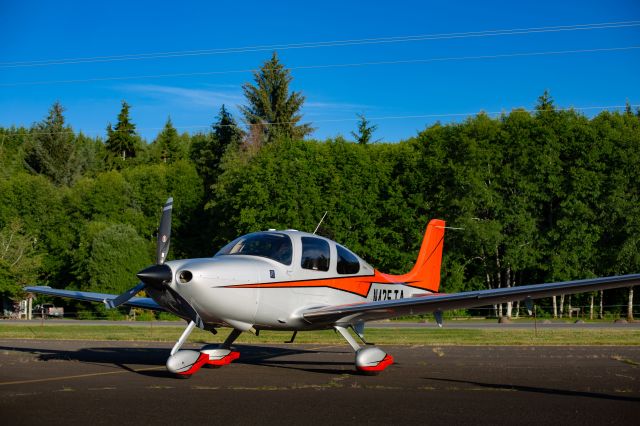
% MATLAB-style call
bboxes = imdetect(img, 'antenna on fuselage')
[313,211,329,235]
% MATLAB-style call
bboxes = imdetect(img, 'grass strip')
[0,324,638,346]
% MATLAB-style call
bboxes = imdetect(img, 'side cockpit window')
[337,244,360,274]
[216,233,293,265]
[301,237,330,272]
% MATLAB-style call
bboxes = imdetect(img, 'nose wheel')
[166,322,242,377]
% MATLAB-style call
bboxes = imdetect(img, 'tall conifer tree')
[190,105,243,189]
[214,104,243,150]
[351,114,380,145]
[106,100,139,161]
[24,101,86,186]
[155,117,182,163]
[240,52,312,144]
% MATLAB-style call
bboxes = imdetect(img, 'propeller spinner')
[136,264,173,289]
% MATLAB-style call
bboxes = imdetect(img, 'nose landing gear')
[166,322,242,377]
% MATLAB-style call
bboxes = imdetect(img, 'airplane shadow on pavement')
[0,343,354,378]
[423,377,640,403]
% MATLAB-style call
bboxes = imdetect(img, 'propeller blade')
[137,264,173,289]
[157,197,173,265]
[107,198,176,311]
[105,282,147,309]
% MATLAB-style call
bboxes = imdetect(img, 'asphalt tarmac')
[1,340,638,425]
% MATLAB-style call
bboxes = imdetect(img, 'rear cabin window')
[337,244,360,274]
[215,233,293,265]
[301,237,330,272]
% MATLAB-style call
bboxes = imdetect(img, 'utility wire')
[11,104,639,136]
[1,20,638,68]
[1,45,638,88]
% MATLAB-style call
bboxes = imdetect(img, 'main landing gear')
[166,321,241,377]
[335,325,393,374]
[165,322,392,376]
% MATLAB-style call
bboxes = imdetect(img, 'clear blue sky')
[1,0,639,142]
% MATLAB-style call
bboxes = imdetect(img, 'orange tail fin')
[386,219,446,292]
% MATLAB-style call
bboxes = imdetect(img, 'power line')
[10,104,639,136]
[1,45,638,88]
[307,104,640,124]
[1,20,638,68]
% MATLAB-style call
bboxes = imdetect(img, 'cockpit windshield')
[215,232,293,265]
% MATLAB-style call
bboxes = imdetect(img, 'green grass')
[0,324,638,346]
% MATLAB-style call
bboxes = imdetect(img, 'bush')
[135,310,155,321]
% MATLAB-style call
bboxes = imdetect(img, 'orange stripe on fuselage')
[224,270,404,297]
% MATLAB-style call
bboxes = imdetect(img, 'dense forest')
[1,53,638,319]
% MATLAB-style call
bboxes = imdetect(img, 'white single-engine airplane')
[26,198,640,377]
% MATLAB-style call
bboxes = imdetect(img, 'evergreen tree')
[536,90,555,113]
[106,101,140,162]
[154,117,183,163]
[240,52,312,144]
[351,114,380,145]
[189,133,217,187]
[214,104,243,149]
[191,105,243,188]
[24,101,87,186]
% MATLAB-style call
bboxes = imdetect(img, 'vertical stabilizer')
[384,219,446,292]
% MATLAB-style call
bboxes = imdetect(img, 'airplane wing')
[301,274,640,326]
[24,286,165,312]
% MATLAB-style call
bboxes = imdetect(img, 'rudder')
[390,219,446,292]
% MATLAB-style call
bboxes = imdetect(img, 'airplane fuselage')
[159,230,432,332]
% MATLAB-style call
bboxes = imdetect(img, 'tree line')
[0,53,638,319]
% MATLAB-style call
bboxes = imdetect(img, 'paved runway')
[1,339,638,425]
